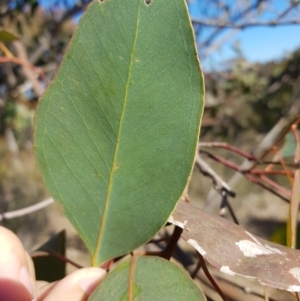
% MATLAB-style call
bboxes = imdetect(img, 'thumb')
[0,226,36,301]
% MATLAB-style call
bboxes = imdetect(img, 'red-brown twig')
[100,254,127,272]
[160,226,183,260]
[257,161,297,167]
[190,260,202,279]
[199,142,255,160]
[200,150,240,171]
[250,169,295,176]
[245,174,290,202]
[250,116,300,170]
[198,254,229,301]
[200,149,293,201]
[259,175,291,197]
[199,142,298,169]
[272,145,294,182]
[0,56,47,82]
[31,250,83,269]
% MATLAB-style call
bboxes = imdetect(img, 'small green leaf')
[34,0,204,265]
[280,131,300,158]
[0,29,19,43]
[271,224,300,249]
[89,256,206,301]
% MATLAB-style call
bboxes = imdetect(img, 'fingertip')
[79,268,107,295]
[0,226,36,300]
[40,268,106,301]
[20,267,36,299]
[0,278,34,301]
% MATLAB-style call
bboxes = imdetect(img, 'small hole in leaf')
[145,0,152,5]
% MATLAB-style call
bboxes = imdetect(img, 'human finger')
[40,267,106,301]
[0,226,36,301]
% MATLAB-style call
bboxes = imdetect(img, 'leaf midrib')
[92,3,141,266]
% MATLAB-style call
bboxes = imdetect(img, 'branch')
[199,142,255,160]
[12,41,46,97]
[195,155,236,197]
[220,190,239,224]
[160,226,183,260]
[244,174,290,202]
[199,0,270,47]
[276,0,300,21]
[0,56,46,81]
[200,149,292,201]
[199,150,241,172]
[250,169,295,176]
[31,250,83,269]
[250,115,300,171]
[195,0,300,54]
[53,2,90,35]
[198,254,230,301]
[192,19,300,29]
[0,198,54,222]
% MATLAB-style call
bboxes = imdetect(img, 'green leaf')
[0,29,19,43]
[89,256,206,301]
[34,0,204,266]
[280,131,300,158]
[271,223,300,249]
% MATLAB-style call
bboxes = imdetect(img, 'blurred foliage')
[0,28,19,42]
[281,130,300,158]
[202,48,300,142]
[271,223,300,249]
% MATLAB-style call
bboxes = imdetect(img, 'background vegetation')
[0,0,299,300]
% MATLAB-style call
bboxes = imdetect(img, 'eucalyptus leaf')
[0,28,19,43]
[280,131,299,158]
[34,0,204,266]
[170,201,300,291]
[89,256,206,301]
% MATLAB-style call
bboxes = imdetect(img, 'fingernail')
[19,267,35,300]
[80,268,106,295]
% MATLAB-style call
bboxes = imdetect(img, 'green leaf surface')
[34,0,204,265]
[271,224,300,249]
[89,256,206,301]
[280,131,300,158]
[0,29,19,43]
